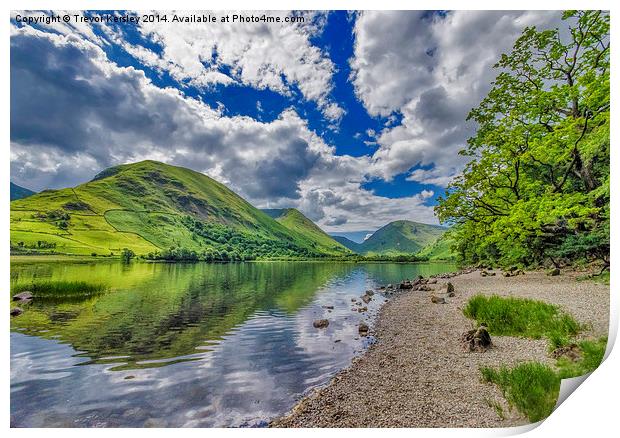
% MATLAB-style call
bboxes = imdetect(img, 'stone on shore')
[461,325,492,352]
[431,295,446,304]
[547,268,560,276]
[358,322,369,336]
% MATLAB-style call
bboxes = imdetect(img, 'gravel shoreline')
[272,269,609,428]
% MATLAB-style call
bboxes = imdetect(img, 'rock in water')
[11,307,23,317]
[313,319,329,329]
[365,290,374,296]
[358,322,369,336]
[547,268,560,276]
[361,294,372,304]
[13,291,33,302]
[461,325,492,352]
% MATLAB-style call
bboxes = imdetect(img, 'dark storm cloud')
[9,28,322,204]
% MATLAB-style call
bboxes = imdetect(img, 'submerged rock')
[313,319,329,329]
[10,307,23,317]
[13,291,33,302]
[322,305,334,310]
[461,325,492,352]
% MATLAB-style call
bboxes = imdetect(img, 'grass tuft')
[480,362,560,423]
[463,294,580,340]
[556,337,607,379]
[12,281,108,299]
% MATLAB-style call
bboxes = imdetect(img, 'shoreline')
[272,269,610,428]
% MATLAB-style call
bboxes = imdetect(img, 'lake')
[10,260,456,427]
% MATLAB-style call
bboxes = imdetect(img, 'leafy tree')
[436,11,609,268]
[121,248,135,262]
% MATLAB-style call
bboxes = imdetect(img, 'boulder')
[431,295,446,304]
[480,270,496,277]
[13,291,33,302]
[550,344,581,361]
[399,282,413,290]
[461,325,492,352]
[547,268,560,276]
[10,307,23,317]
[313,319,329,329]
[386,284,394,289]
[358,322,369,336]
[428,279,437,284]
[361,294,372,304]
[418,285,432,291]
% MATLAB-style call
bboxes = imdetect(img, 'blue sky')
[10,10,564,236]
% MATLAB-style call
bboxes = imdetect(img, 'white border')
[3,1,617,437]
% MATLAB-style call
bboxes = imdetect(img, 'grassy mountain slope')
[10,160,350,259]
[261,208,351,255]
[358,220,447,255]
[331,235,364,253]
[417,234,456,260]
[10,182,35,201]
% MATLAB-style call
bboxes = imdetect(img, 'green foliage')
[556,337,607,379]
[12,280,107,299]
[481,362,560,422]
[463,294,580,340]
[121,248,135,262]
[482,337,607,423]
[436,11,610,268]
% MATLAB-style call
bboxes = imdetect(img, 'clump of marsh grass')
[480,362,560,423]
[463,294,580,340]
[12,281,108,299]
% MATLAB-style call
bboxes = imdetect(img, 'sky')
[10,10,566,237]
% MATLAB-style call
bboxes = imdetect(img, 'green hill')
[10,160,351,259]
[417,234,456,260]
[10,182,35,201]
[261,208,351,255]
[352,220,447,255]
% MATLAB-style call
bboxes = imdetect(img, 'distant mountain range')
[331,220,449,257]
[10,160,453,260]
[10,182,35,201]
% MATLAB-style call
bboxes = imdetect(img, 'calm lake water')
[10,260,456,427]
